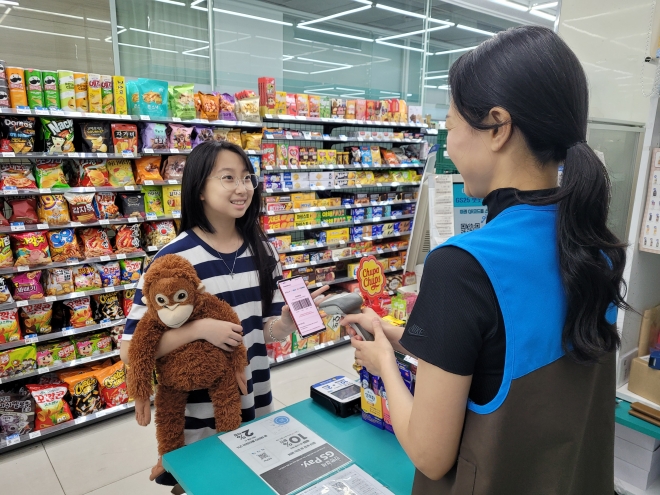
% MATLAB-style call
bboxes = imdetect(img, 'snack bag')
[114,224,142,253]
[95,261,121,287]
[93,192,120,220]
[76,159,109,187]
[236,96,260,122]
[161,156,185,180]
[110,123,138,154]
[37,341,76,367]
[0,276,14,304]
[0,345,36,378]
[64,192,97,223]
[92,293,124,321]
[3,117,36,153]
[199,93,219,120]
[309,95,320,118]
[161,185,181,215]
[381,148,398,165]
[73,264,102,292]
[87,73,102,113]
[0,163,36,189]
[137,78,168,117]
[140,123,167,151]
[110,324,125,349]
[212,128,229,143]
[37,195,69,225]
[144,220,177,249]
[0,308,20,343]
[94,361,128,407]
[47,229,81,262]
[62,371,103,417]
[0,235,13,268]
[78,228,113,258]
[34,162,68,189]
[127,80,139,115]
[286,94,297,116]
[45,267,74,296]
[122,288,135,316]
[242,132,262,151]
[19,302,53,335]
[11,271,45,300]
[193,126,214,147]
[64,296,94,328]
[26,384,73,430]
[296,94,309,117]
[141,185,164,216]
[40,118,75,154]
[100,75,114,114]
[168,124,193,150]
[119,258,142,284]
[171,84,195,120]
[0,200,7,227]
[8,197,38,224]
[106,159,136,187]
[133,157,163,184]
[226,130,242,147]
[118,193,145,218]
[11,231,51,265]
[0,390,35,438]
[80,122,110,153]
[220,93,237,121]
[112,76,127,115]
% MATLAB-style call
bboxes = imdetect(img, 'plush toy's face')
[143,277,204,329]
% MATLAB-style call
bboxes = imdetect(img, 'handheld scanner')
[319,292,374,341]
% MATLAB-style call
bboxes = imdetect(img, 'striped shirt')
[124,229,284,444]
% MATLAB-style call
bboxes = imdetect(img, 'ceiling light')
[297,25,373,42]
[424,74,448,80]
[427,18,455,26]
[283,69,310,74]
[13,6,82,19]
[297,57,351,67]
[212,8,292,26]
[118,42,178,53]
[534,1,558,8]
[426,69,448,74]
[299,5,372,27]
[352,0,373,4]
[155,0,185,5]
[0,1,18,5]
[282,55,294,61]
[438,85,449,90]
[380,91,400,95]
[529,9,556,21]
[0,24,85,38]
[375,4,426,19]
[116,28,127,35]
[87,37,100,41]
[489,0,529,12]
[335,87,365,93]
[304,87,337,93]
[183,53,210,58]
[456,24,496,36]
[182,45,209,54]
[424,85,437,89]
[434,45,477,55]
[129,27,207,43]
[86,17,111,23]
[311,66,353,74]
[190,0,206,10]
[377,25,451,42]
[376,40,425,52]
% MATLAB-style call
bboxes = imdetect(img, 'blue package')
[137,78,169,117]
[360,146,372,166]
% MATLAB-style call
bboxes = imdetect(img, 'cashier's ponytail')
[449,25,630,363]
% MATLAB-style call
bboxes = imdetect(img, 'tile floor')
[1,344,358,495]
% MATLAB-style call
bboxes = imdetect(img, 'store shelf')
[307,268,403,289]
[0,252,146,276]
[0,283,137,311]
[282,247,407,270]
[0,214,180,233]
[0,151,139,159]
[263,199,416,216]
[269,335,352,367]
[263,135,423,144]
[262,114,428,129]
[0,398,143,453]
[277,230,411,254]
[265,214,414,235]
[0,349,119,385]
[0,185,143,196]
[262,163,424,173]
[0,319,126,352]
[262,182,420,194]
[143,148,261,156]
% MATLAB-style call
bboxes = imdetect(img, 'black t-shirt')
[400,188,557,405]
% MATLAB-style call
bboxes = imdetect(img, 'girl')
[343,26,628,495]
[120,141,327,485]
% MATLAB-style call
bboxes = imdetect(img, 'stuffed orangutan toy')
[127,254,247,472]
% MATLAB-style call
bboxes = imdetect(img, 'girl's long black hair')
[449,26,629,363]
[179,141,276,314]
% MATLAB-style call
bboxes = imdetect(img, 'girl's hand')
[197,318,243,352]
[280,285,331,335]
[352,318,397,377]
[340,307,380,340]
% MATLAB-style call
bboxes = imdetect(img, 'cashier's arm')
[382,358,472,481]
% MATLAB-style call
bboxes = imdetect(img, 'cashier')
[342,26,626,495]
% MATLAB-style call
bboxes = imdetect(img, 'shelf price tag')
[167,179,178,185]
[122,150,134,158]
[24,334,38,344]
[140,115,151,121]
[1,152,15,157]
[146,213,157,221]
[29,431,42,440]
[16,300,28,307]
[45,296,57,302]
[62,328,75,336]
[6,434,20,446]
[75,417,88,425]
[172,211,181,218]
[10,223,25,232]
[125,186,135,191]
[128,217,138,223]
[172,117,182,122]
[143,149,154,154]
[100,255,111,262]
[99,219,110,225]
[169,148,180,154]
[116,254,127,259]
[38,366,50,374]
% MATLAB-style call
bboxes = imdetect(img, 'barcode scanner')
[319,293,374,342]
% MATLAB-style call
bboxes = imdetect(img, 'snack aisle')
[0,65,431,451]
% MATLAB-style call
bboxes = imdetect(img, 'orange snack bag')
[94,361,129,408]
[133,156,163,184]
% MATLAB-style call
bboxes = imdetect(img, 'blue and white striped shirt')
[124,229,284,444]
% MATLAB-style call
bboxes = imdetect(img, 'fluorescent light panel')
[182,44,209,54]
[0,24,85,38]
[377,24,451,42]
[424,85,437,89]
[296,57,350,67]
[155,0,186,5]
[310,66,353,74]
[118,42,178,53]
[212,8,292,26]
[489,0,529,12]
[299,5,372,26]
[0,1,19,5]
[335,87,365,93]
[13,6,83,19]
[529,9,556,20]
[456,24,496,36]
[427,18,455,26]
[352,0,373,4]
[424,74,448,80]
[375,40,425,52]
[283,69,310,74]
[190,0,206,10]
[534,1,558,9]
[86,18,111,24]
[297,25,373,42]
[434,45,477,55]
[129,27,207,43]
[375,4,426,19]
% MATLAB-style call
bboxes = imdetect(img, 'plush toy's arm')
[127,315,166,401]
[230,342,249,375]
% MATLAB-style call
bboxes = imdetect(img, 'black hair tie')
[568,140,587,150]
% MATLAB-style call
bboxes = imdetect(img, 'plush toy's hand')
[149,457,166,482]
[236,368,248,395]
[135,397,151,426]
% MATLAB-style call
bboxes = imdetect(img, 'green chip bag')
[171,84,196,120]
[141,185,164,216]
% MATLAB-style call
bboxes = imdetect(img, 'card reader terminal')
[319,292,374,341]
[310,376,362,418]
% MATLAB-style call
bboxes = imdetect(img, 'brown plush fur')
[127,254,247,456]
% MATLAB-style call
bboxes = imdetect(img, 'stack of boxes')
[614,423,660,490]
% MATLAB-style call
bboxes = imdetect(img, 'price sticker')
[392,246,398,251]
[339,240,346,245]
[391,182,400,186]
[6,434,21,446]
[376,247,384,254]
[79,357,92,364]
[39,188,51,194]
[29,431,42,440]
[373,217,381,222]
[120,114,132,120]
[170,148,180,154]
[116,254,127,259]
[68,152,80,157]
[75,416,88,425]
[332,257,339,262]
[376,183,383,187]
[297,226,305,231]
[70,222,83,227]
[276,356,284,363]
[37,223,48,229]
[95,152,107,158]
[70,292,82,298]
[143,148,154,154]
[38,367,50,374]
[288,263,298,269]
[104,287,115,293]
[96,410,108,418]
[10,224,25,232]
[327,340,335,346]
[140,115,151,121]
[24,334,38,344]
[267,229,275,234]
[45,296,56,302]
[125,186,136,191]
[167,179,178,185]
[122,151,134,158]
[310,260,317,265]
[16,107,31,114]
[266,188,274,194]
[172,117,182,122]
[339,136,348,142]
[99,219,110,225]
[100,255,111,262]
[356,184,362,188]
[62,328,75,336]
[51,109,64,116]
[67,260,79,266]
[146,213,157,221]
[1,152,15,157]
[265,165,273,171]
[172,211,181,218]
[198,118,209,123]
[354,219,361,225]
[319,206,327,211]
[128,217,138,223]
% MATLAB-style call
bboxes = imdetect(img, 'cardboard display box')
[628,356,660,405]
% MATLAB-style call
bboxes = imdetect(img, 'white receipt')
[298,465,395,495]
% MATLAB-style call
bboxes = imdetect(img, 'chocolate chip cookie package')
[25,69,44,109]
[42,70,60,109]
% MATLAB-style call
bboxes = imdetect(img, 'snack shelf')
[0,152,140,159]
[263,199,416,216]
[262,163,424,172]
[0,283,137,311]
[307,267,403,290]
[143,148,261,156]
[262,114,428,129]
[0,214,181,233]
[262,181,420,194]
[277,230,411,254]
[265,214,414,235]
[0,251,147,276]
[282,247,408,270]
[0,185,143,196]
[0,349,119,385]
[141,180,181,186]
[0,318,126,352]
[263,136,424,144]
[0,397,145,453]
[269,335,352,367]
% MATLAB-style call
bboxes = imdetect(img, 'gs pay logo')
[301,451,337,468]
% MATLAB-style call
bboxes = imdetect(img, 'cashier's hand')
[340,307,380,340]
[352,318,396,377]
[135,397,151,427]
[280,285,331,335]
